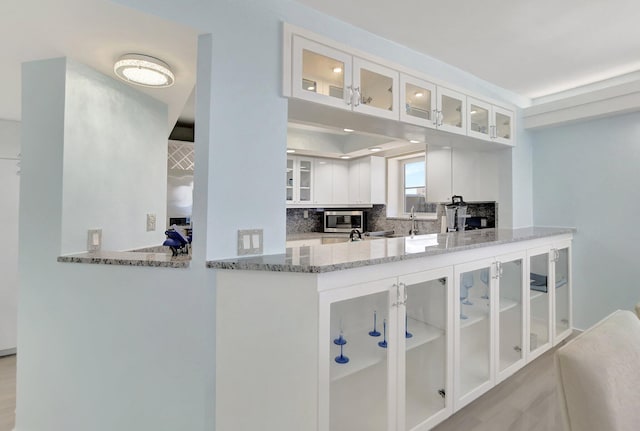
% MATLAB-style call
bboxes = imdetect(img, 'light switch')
[237,229,264,256]
[146,213,156,232]
[87,228,102,252]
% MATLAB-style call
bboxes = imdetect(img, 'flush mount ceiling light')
[369,147,382,152]
[114,54,175,88]
[409,139,421,144]
[340,155,351,159]
[343,128,354,132]
[286,149,296,153]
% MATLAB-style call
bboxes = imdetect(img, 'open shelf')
[330,317,444,381]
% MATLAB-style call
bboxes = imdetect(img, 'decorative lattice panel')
[168,141,194,171]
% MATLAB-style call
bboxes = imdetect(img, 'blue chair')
[163,224,191,256]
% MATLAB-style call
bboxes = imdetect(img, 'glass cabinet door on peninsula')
[318,267,453,431]
[453,258,495,411]
[527,246,553,361]
[553,240,572,344]
[494,252,526,384]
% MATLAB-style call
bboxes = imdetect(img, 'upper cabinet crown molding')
[283,23,516,148]
[523,79,640,129]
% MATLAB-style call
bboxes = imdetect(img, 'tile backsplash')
[286,202,497,235]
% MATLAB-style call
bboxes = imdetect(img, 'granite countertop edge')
[208,227,575,273]
[57,254,190,268]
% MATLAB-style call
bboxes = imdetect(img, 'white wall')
[532,111,640,329]
[0,119,20,354]
[61,60,167,253]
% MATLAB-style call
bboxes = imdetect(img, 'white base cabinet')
[215,233,572,431]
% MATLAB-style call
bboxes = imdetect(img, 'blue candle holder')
[378,319,388,348]
[369,310,381,337]
[333,330,347,345]
[405,315,413,338]
[335,342,349,364]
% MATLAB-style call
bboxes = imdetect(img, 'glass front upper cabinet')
[352,58,399,120]
[400,75,436,128]
[286,158,294,202]
[467,97,491,140]
[554,244,572,343]
[528,248,552,360]
[292,36,353,110]
[493,106,513,145]
[437,87,466,136]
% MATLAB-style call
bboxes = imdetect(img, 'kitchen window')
[402,156,427,214]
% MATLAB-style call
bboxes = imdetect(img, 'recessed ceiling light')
[414,91,424,98]
[340,155,351,159]
[114,54,175,88]
[333,67,343,73]
[286,149,296,153]
[409,139,421,144]
[343,128,354,133]
[369,147,382,152]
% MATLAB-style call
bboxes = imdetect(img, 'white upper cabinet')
[467,97,514,146]
[285,25,517,147]
[349,156,386,205]
[437,87,467,136]
[293,36,400,120]
[313,158,350,206]
[292,37,353,111]
[400,74,437,128]
[352,58,399,120]
[287,156,314,205]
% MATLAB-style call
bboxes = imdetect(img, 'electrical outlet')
[87,228,102,252]
[303,210,309,219]
[146,213,156,231]
[237,229,263,256]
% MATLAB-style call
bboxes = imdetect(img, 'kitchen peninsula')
[209,227,573,431]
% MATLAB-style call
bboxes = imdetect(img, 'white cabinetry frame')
[215,233,572,431]
[284,23,516,148]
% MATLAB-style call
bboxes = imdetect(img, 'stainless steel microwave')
[324,210,366,233]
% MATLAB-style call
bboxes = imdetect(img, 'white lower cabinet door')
[453,258,495,411]
[526,246,553,361]
[320,278,398,431]
[494,252,526,384]
[552,241,572,344]
[398,267,454,431]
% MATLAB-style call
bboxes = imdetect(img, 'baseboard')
[0,347,16,357]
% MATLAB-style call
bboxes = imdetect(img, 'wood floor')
[0,340,569,431]
[0,355,15,431]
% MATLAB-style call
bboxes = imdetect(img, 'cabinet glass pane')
[330,291,389,431]
[495,112,511,140]
[299,160,312,202]
[498,259,523,372]
[405,277,447,430]
[470,104,489,136]
[360,68,394,112]
[405,83,432,121]
[302,49,345,99]
[286,159,294,202]
[555,248,570,336]
[529,253,550,352]
[441,95,462,129]
[459,267,491,397]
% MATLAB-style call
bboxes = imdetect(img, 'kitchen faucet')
[409,206,418,237]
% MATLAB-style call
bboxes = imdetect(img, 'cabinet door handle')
[432,109,438,126]
[345,86,353,106]
[400,282,408,306]
[354,87,361,107]
[392,283,400,307]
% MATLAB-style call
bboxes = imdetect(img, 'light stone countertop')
[208,227,575,273]
[57,250,190,268]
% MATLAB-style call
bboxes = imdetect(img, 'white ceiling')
[0,0,198,128]
[293,0,640,99]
